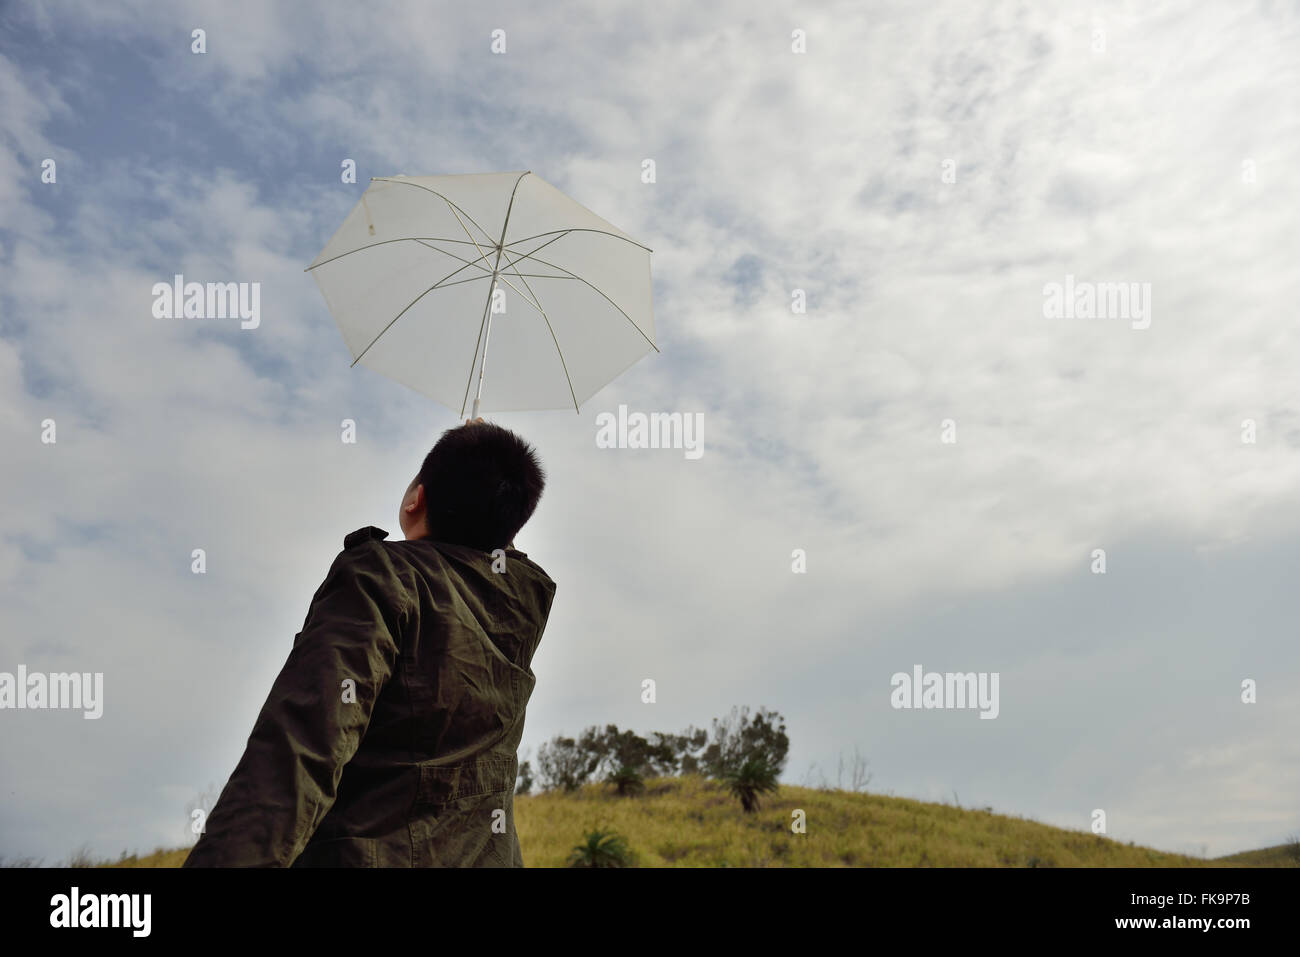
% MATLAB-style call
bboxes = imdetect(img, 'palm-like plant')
[567,828,636,868]
[608,764,646,797]
[722,757,780,813]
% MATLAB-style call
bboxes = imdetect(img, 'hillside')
[1213,843,1299,867]
[89,774,1292,868]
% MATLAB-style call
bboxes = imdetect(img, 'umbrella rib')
[495,230,570,263]
[500,272,578,279]
[441,205,496,276]
[459,171,532,417]
[413,239,495,274]
[493,272,544,315]
[368,179,501,295]
[496,255,581,414]
[306,236,493,272]
[498,247,659,354]
[487,235,576,282]
[370,178,498,248]
[349,261,491,367]
[504,227,653,253]
[416,272,495,290]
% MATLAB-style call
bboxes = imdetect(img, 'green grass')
[73,774,1294,867]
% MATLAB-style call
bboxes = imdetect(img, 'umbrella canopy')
[307,171,657,415]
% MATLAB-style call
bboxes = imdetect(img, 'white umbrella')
[307,171,657,416]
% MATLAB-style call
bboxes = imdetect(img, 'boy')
[184,418,555,867]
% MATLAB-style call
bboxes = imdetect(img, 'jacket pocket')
[409,789,517,867]
[415,755,517,805]
[292,835,378,868]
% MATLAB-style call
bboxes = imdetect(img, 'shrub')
[607,764,646,797]
[722,757,781,813]
[567,829,636,868]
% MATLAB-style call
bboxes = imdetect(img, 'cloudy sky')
[2,0,1298,863]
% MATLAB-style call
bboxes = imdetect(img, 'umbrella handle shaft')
[470,289,495,420]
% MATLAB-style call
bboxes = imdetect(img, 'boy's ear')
[403,479,423,514]
[406,481,424,508]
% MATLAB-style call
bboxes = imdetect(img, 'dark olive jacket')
[183,525,555,867]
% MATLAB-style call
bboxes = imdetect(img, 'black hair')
[416,422,546,551]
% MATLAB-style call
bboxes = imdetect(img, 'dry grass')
[91,774,1285,867]
[513,774,1219,867]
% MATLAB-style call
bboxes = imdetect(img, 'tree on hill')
[607,764,647,796]
[533,707,788,794]
[658,727,709,774]
[577,723,681,779]
[700,706,789,779]
[536,735,600,792]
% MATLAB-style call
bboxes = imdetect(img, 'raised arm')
[183,542,408,867]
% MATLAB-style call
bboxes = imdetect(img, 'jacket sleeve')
[183,541,409,867]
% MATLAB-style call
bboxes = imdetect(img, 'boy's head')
[399,419,545,551]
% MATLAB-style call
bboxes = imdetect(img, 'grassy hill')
[1213,843,1300,867]
[92,774,1292,867]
